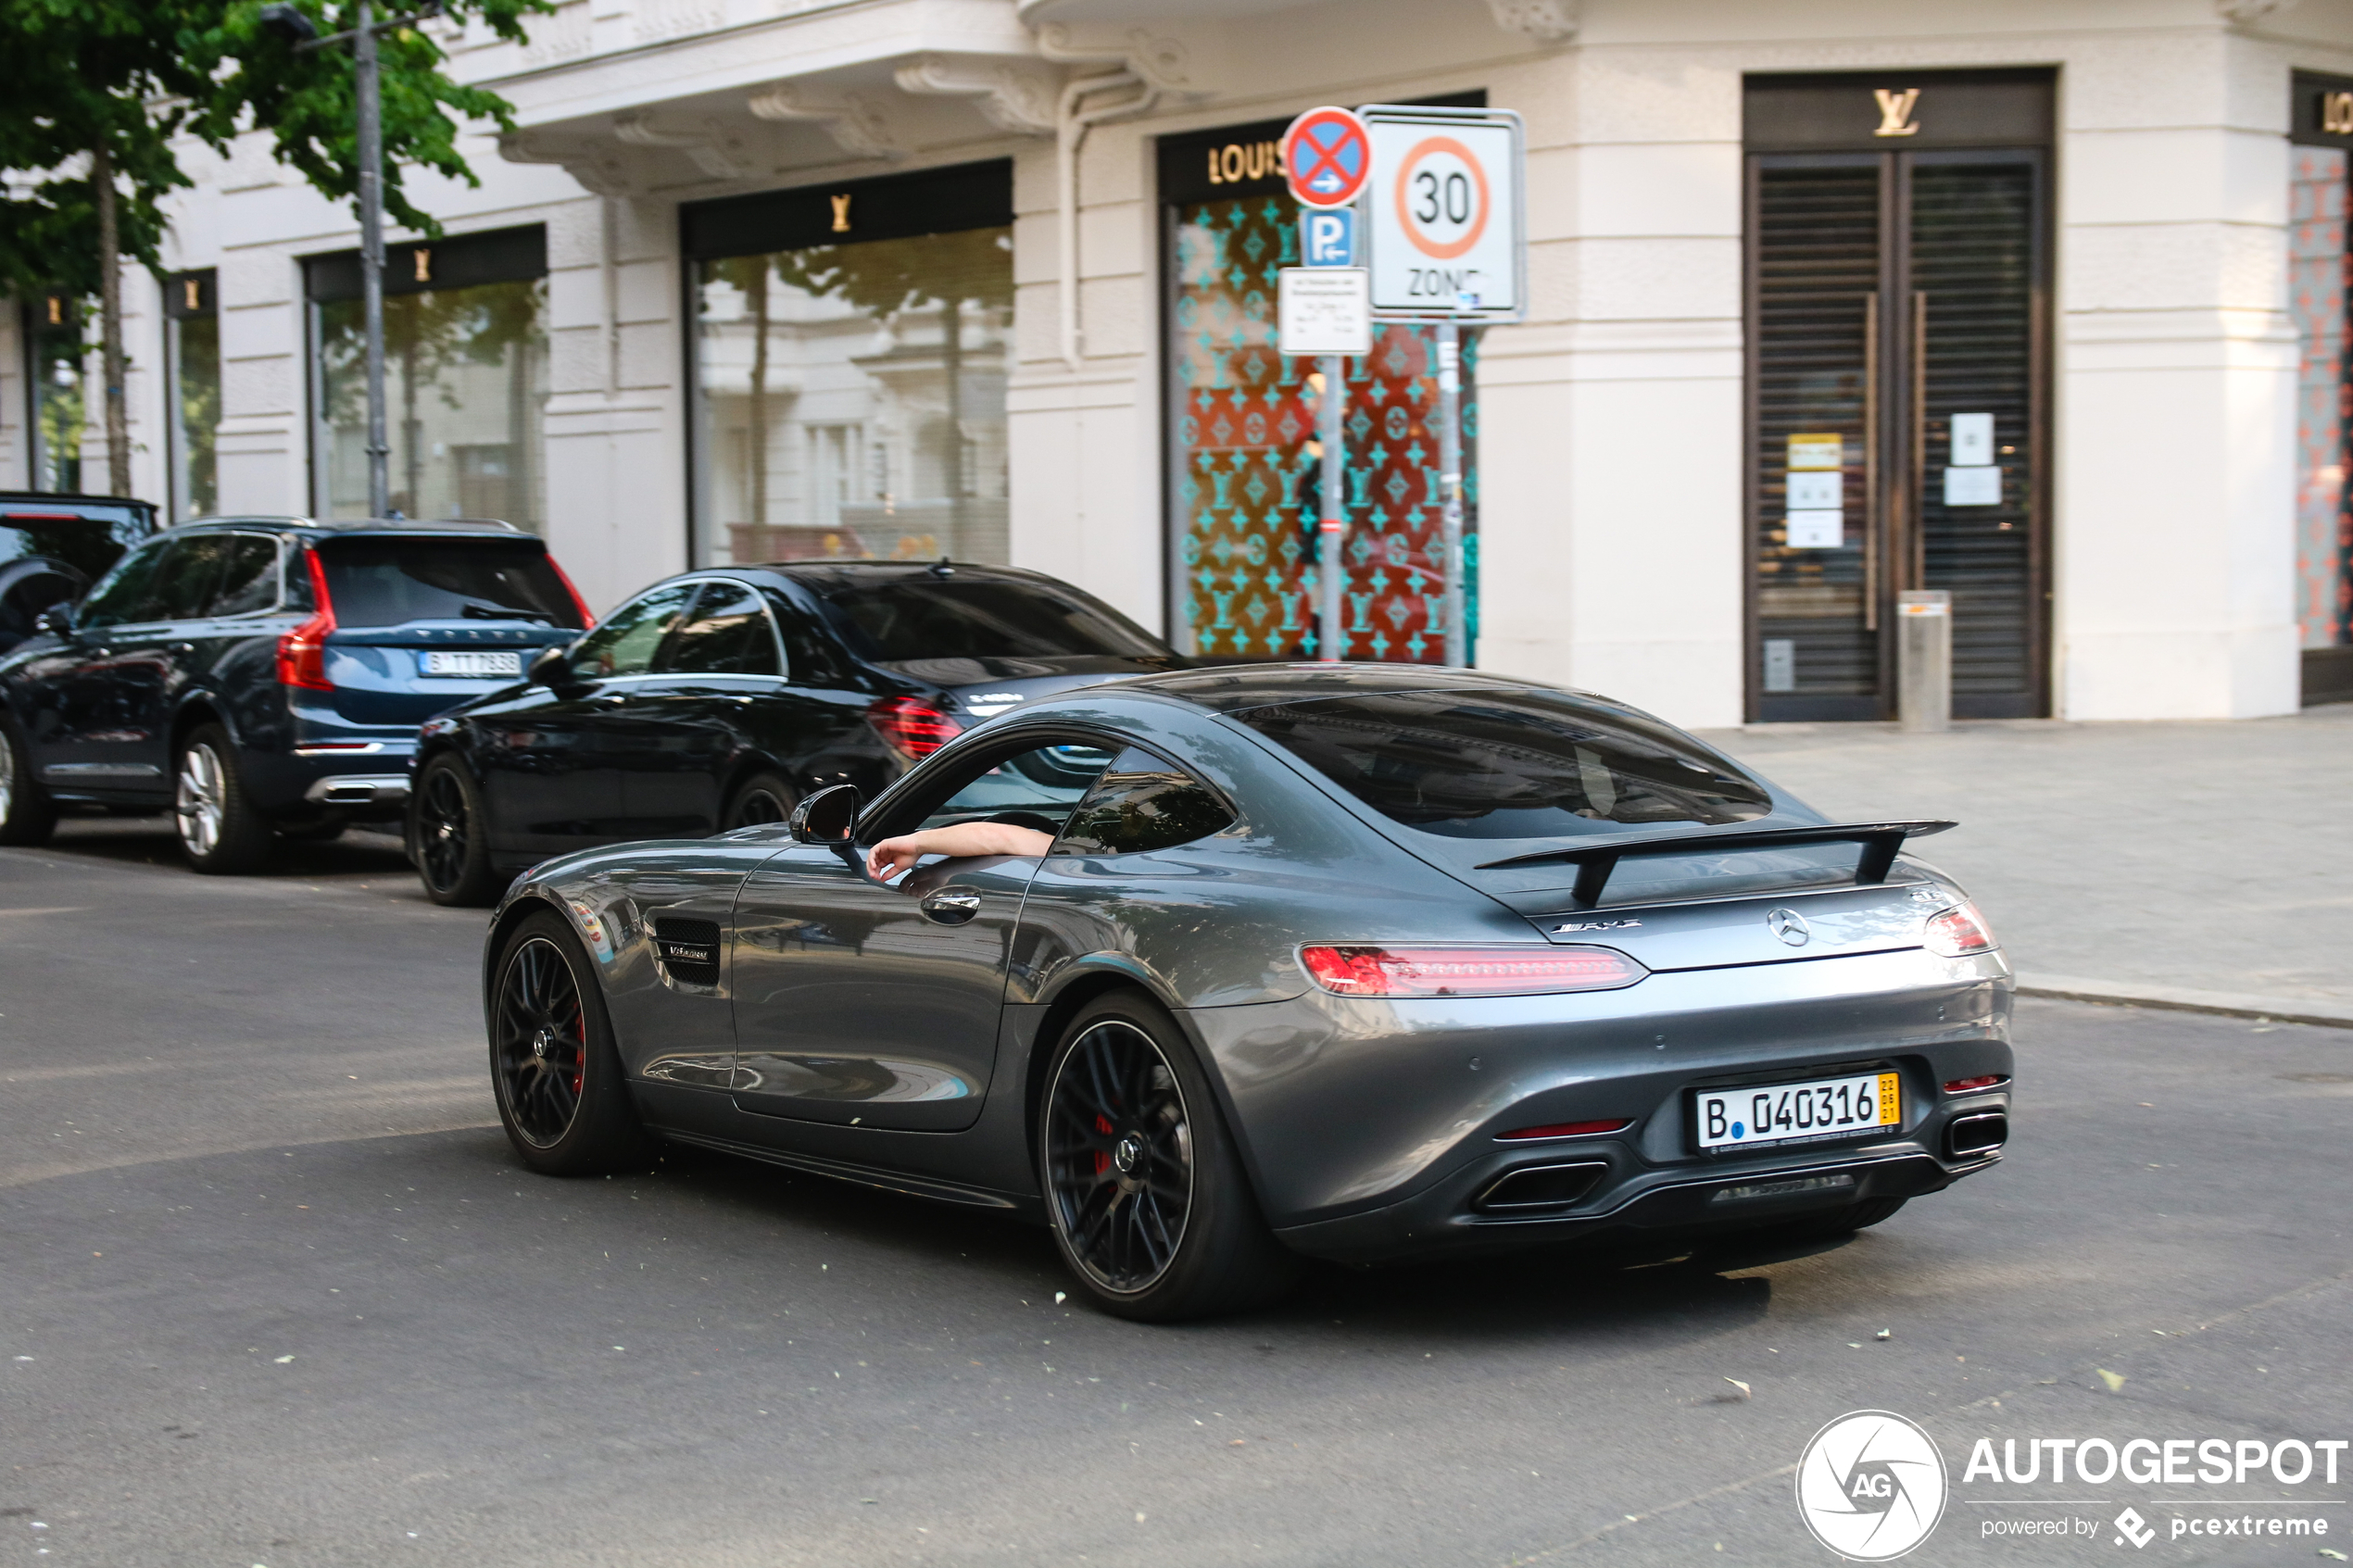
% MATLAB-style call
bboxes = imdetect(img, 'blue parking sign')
[1301,208,1356,268]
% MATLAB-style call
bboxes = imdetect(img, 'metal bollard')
[1896,590,1951,733]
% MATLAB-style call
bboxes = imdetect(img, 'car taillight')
[1299,945,1648,998]
[276,550,336,691]
[1923,902,1995,958]
[1496,1118,1633,1141]
[545,554,595,630]
[866,696,961,762]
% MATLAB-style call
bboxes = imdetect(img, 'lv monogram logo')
[1873,87,1922,138]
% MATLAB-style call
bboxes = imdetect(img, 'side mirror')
[525,643,573,688]
[788,784,861,845]
[34,604,73,638]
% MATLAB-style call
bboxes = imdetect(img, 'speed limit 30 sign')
[1360,107,1524,320]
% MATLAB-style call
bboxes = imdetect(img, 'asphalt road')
[3,818,2348,1568]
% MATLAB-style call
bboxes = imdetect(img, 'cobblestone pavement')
[1699,704,2353,1011]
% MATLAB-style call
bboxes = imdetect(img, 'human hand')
[864,835,927,881]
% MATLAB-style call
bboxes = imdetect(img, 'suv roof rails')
[303,516,522,533]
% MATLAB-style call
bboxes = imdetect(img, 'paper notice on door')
[1787,433,1843,470]
[1949,412,1994,467]
[1944,465,2001,507]
[1785,510,1844,549]
[1786,470,1843,510]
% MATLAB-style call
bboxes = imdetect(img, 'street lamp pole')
[260,1,434,519]
[353,0,390,518]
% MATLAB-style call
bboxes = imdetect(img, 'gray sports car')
[481,665,2012,1320]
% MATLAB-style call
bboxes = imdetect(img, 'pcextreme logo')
[1796,1411,1950,1561]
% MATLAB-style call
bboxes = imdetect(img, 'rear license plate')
[1692,1071,1900,1153]
[421,649,522,678]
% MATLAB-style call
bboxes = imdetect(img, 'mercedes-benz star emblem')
[1766,907,1811,947]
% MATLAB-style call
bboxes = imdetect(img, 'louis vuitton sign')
[1746,69,2052,153]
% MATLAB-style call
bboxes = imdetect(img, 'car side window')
[899,741,1118,839]
[659,581,782,677]
[1053,746,1236,856]
[149,537,232,621]
[207,535,282,617]
[76,538,174,628]
[565,582,697,681]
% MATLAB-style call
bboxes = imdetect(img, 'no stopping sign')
[1363,108,1522,318]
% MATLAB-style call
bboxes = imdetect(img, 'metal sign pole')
[355,0,391,519]
[1317,353,1345,660]
[1437,320,1466,667]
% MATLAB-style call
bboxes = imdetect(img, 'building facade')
[8,0,2353,726]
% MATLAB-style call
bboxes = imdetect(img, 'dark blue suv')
[0,517,588,872]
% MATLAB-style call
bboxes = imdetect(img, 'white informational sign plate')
[1787,433,1843,470]
[1278,269,1372,356]
[1786,470,1842,510]
[1944,465,2001,507]
[1950,412,1994,467]
[1786,511,1843,549]
[1362,108,1523,320]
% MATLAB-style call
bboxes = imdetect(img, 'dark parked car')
[0,517,588,871]
[0,492,157,654]
[405,560,1184,905]
[477,664,2012,1320]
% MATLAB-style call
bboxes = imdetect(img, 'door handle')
[918,887,982,925]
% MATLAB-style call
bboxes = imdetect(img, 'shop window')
[1162,130,1477,663]
[166,270,220,520]
[2290,144,2353,652]
[306,227,547,529]
[689,201,1013,569]
[25,295,87,495]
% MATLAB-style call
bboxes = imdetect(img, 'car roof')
[1103,662,1576,713]
[747,559,1076,591]
[169,515,534,540]
[0,492,157,517]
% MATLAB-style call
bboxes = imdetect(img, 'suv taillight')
[277,549,336,691]
[546,555,595,630]
[866,696,960,762]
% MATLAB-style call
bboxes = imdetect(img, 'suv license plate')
[1693,1071,1899,1153]
[422,649,522,677]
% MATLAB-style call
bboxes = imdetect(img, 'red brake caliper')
[1093,1113,1114,1176]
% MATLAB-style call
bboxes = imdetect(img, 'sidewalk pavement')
[1692,702,2353,1028]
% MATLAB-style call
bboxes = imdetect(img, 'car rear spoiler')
[1475,820,1957,909]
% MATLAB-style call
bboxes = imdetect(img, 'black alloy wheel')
[0,716,58,846]
[724,772,797,830]
[497,935,588,1148]
[411,755,501,906]
[1040,992,1298,1320]
[488,909,658,1175]
[1047,1018,1194,1293]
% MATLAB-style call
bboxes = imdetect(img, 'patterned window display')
[2289,144,2353,649]
[1165,188,1478,664]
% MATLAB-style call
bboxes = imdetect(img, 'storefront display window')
[26,295,87,495]
[308,227,547,529]
[2290,144,2353,650]
[687,168,1013,569]
[1162,125,1477,663]
[166,270,220,520]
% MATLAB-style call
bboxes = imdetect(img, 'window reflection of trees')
[698,228,1013,567]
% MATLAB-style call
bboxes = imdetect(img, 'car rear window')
[811,577,1168,663]
[316,538,583,629]
[0,514,146,584]
[1234,687,1774,840]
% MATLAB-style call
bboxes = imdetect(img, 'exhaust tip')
[1945,1110,2008,1158]
[1474,1160,1606,1213]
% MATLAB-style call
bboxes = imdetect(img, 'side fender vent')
[653,918,723,986]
